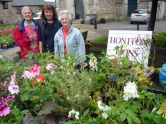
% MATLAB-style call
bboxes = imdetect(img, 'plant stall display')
[0,50,166,124]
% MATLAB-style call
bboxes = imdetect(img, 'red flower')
[37,75,45,83]
[0,29,13,36]
[32,81,36,87]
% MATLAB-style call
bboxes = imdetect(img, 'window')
[2,2,8,9]
[17,7,22,14]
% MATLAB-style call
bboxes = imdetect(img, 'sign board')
[106,30,152,66]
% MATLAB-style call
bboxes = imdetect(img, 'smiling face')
[22,8,33,22]
[60,14,71,28]
[44,9,54,21]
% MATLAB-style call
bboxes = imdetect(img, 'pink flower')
[29,64,41,76]
[0,104,10,117]
[7,96,15,101]
[0,97,7,104]
[8,84,19,95]
[22,70,35,79]
[46,63,57,71]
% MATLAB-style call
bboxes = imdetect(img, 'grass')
[90,36,108,44]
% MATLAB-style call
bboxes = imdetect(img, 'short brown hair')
[41,4,57,20]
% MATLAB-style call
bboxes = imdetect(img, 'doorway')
[128,0,137,16]
[74,0,84,20]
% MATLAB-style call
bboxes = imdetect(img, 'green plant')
[0,35,14,48]
[0,52,166,123]
[153,32,166,48]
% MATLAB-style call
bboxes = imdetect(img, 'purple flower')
[0,97,7,104]
[7,96,15,101]
[0,104,10,117]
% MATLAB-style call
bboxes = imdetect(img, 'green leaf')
[81,109,90,119]
[120,113,127,122]
[20,93,31,101]
[87,121,100,124]
[21,110,29,115]
[131,116,141,124]
[59,121,77,124]
[127,116,133,124]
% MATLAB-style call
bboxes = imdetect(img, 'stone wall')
[157,1,166,20]
[0,2,17,25]
[84,0,123,21]
[0,2,43,25]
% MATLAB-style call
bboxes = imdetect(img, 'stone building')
[0,0,165,25]
[56,0,166,22]
[0,0,44,25]
[56,0,124,22]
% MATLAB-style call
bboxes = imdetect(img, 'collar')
[24,20,35,26]
[18,19,36,31]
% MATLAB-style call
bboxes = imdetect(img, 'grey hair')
[21,6,33,15]
[58,10,72,21]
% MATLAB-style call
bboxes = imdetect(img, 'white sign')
[106,30,152,66]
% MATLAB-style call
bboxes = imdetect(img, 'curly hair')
[41,4,57,20]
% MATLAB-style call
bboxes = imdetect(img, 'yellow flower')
[157,100,166,119]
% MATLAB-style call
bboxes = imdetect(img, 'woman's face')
[22,8,33,21]
[44,9,53,20]
[60,14,71,27]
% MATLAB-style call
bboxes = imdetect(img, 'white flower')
[151,107,157,113]
[102,105,111,112]
[68,109,75,118]
[75,111,79,120]
[97,101,111,112]
[46,63,57,71]
[68,109,79,120]
[123,81,139,101]
[8,84,19,94]
[89,57,98,71]
[97,101,103,110]
[102,112,108,119]
[22,71,35,79]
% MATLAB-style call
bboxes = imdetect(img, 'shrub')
[153,32,166,48]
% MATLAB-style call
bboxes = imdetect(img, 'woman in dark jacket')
[39,4,62,53]
[14,6,40,59]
